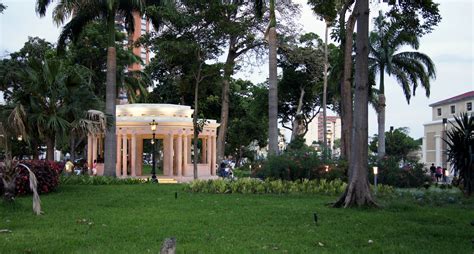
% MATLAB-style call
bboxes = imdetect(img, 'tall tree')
[308,0,340,159]
[36,0,161,175]
[278,33,325,140]
[334,0,376,207]
[369,11,436,160]
[146,0,225,179]
[215,1,265,164]
[9,57,95,161]
[216,0,298,163]
[267,0,279,154]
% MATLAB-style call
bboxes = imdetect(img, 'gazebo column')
[177,134,183,176]
[183,133,188,176]
[131,132,137,177]
[211,135,217,175]
[207,135,212,173]
[163,136,169,176]
[201,137,207,163]
[137,137,143,176]
[92,135,98,164]
[87,135,93,169]
[122,133,128,177]
[169,133,174,176]
[187,136,192,164]
[116,132,122,177]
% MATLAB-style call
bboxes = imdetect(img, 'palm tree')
[445,113,474,195]
[369,11,436,160]
[334,0,376,207]
[10,58,93,161]
[266,0,278,155]
[36,0,163,176]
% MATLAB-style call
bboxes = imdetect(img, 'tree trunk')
[70,134,76,161]
[1,176,16,202]
[46,136,54,161]
[103,15,117,176]
[334,0,376,208]
[377,94,386,160]
[322,21,329,159]
[193,63,202,180]
[268,24,279,154]
[216,44,236,164]
[340,5,356,162]
[290,88,305,142]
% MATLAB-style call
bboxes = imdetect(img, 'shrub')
[370,157,430,188]
[254,148,324,181]
[14,160,61,195]
[184,178,394,196]
[60,175,146,185]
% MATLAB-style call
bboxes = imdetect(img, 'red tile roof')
[429,91,474,107]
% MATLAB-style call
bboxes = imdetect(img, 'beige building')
[422,91,474,168]
[304,114,341,155]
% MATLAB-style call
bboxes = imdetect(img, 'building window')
[467,102,472,111]
[450,105,455,114]
[437,108,442,116]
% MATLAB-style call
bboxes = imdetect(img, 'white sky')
[1,0,473,139]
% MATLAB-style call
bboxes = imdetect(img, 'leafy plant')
[445,113,474,195]
[14,160,61,195]
[60,175,146,185]
[371,156,430,188]
[184,178,394,196]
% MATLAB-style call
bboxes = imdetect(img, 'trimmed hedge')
[60,175,146,185]
[184,178,395,196]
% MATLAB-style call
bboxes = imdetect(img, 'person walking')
[435,166,442,183]
[429,163,436,181]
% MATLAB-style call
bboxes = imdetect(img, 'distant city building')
[304,113,341,155]
[422,91,474,169]
[117,11,152,104]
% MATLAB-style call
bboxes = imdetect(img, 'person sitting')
[64,159,74,176]
[218,162,226,177]
[92,160,97,176]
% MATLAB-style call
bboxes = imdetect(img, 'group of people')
[63,159,97,176]
[218,162,234,179]
[429,163,447,183]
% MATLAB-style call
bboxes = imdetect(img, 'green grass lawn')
[1,184,473,253]
[141,164,163,175]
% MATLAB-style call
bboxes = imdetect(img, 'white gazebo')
[86,104,220,182]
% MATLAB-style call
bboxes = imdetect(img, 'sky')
[1,0,473,139]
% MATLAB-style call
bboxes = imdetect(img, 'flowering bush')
[15,160,61,195]
[370,156,431,188]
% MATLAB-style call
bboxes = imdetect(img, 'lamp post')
[373,166,378,194]
[150,119,158,183]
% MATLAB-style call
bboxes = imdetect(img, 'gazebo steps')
[157,178,179,184]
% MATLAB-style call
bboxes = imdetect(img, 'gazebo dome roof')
[117,103,194,118]
[116,103,218,127]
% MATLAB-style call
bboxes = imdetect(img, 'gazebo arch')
[87,104,219,182]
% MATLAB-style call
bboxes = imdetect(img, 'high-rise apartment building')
[304,113,341,155]
[116,11,151,104]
